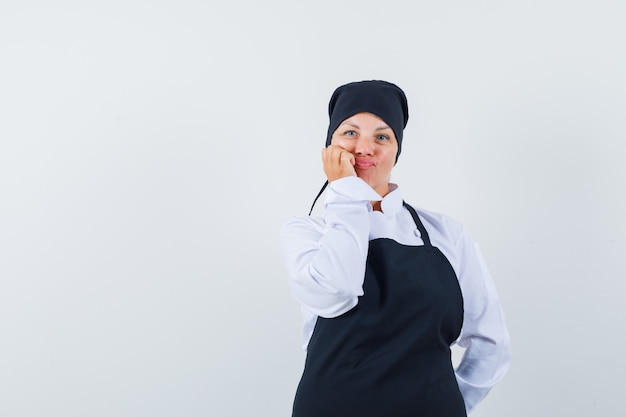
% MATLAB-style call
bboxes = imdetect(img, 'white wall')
[1,1,625,416]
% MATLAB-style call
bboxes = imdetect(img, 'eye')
[344,130,357,137]
[376,134,390,141]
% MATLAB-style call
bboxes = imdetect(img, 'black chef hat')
[325,80,409,161]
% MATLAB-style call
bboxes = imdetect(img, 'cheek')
[330,136,353,150]
[388,146,399,168]
[383,149,397,168]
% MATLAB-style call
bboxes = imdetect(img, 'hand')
[322,145,357,183]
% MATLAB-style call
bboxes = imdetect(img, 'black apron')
[292,202,466,417]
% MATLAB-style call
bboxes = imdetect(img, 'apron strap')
[402,201,432,247]
[309,181,329,216]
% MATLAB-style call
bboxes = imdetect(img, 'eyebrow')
[340,123,391,131]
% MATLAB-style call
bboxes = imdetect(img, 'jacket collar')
[378,183,403,216]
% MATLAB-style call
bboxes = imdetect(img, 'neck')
[371,182,392,212]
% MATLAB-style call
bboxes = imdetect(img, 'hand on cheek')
[322,145,356,183]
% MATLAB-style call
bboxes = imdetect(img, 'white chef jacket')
[280,176,511,414]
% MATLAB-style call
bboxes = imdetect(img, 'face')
[330,112,398,197]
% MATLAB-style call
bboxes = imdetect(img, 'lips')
[354,158,375,169]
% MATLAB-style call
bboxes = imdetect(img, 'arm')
[280,176,381,318]
[454,229,512,414]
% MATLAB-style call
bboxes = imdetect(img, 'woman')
[280,80,511,417]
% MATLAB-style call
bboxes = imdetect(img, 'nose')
[354,136,373,156]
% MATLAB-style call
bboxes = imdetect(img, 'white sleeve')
[279,177,381,318]
[453,229,512,414]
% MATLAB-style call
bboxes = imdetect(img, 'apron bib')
[293,203,466,417]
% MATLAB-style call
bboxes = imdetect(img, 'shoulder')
[280,215,327,242]
[409,205,466,244]
[281,215,325,231]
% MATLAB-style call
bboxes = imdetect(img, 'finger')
[327,144,349,153]
[325,146,345,165]
[341,152,355,166]
[322,147,334,166]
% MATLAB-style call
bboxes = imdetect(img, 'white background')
[1,1,625,416]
